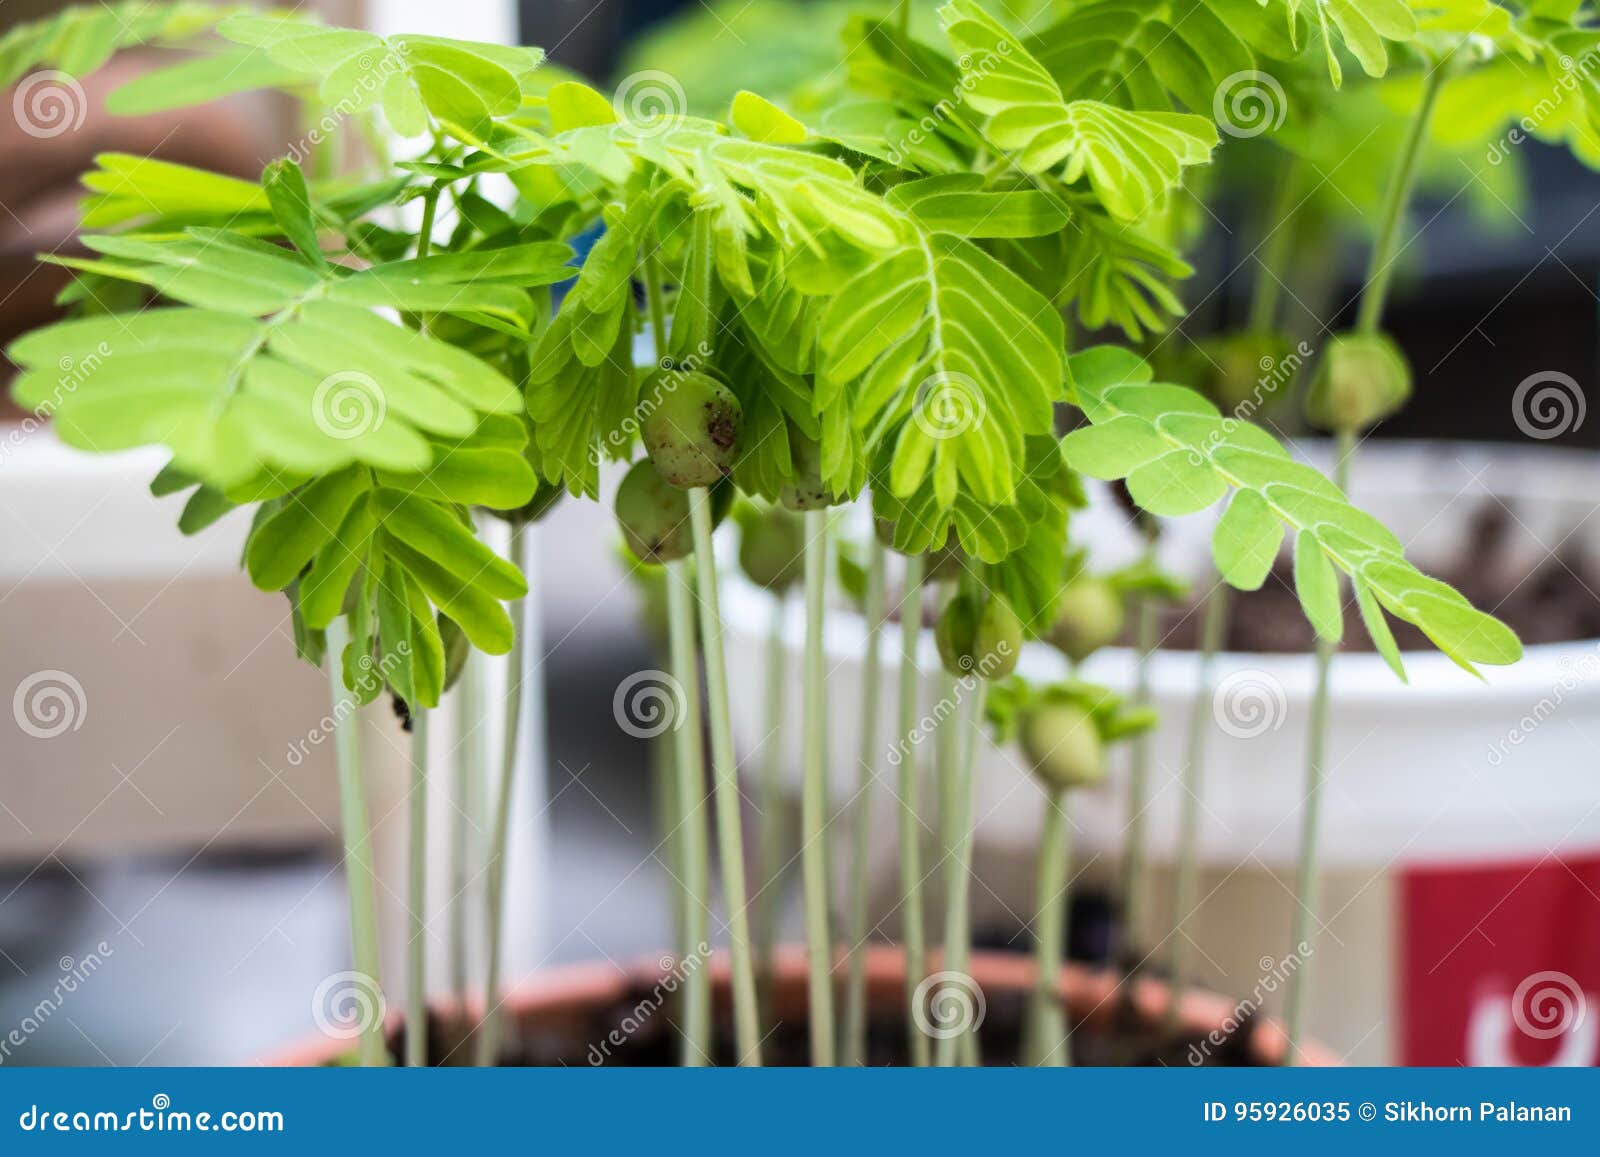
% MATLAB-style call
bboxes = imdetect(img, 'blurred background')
[2,0,1598,1067]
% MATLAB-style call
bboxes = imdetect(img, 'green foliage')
[1060,347,1522,675]
[11,224,540,488]
[1288,0,1418,85]
[1023,0,1296,113]
[0,1,243,87]
[940,0,1219,221]
[245,463,529,707]
[0,0,1525,703]
[216,14,547,142]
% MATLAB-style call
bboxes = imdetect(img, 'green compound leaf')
[1023,0,1296,114]
[245,455,531,702]
[217,15,546,141]
[885,174,1072,238]
[1211,488,1283,591]
[9,225,526,489]
[1293,527,1344,643]
[1287,0,1418,86]
[1060,347,1521,675]
[0,1,243,88]
[818,232,1064,511]
[939,0,1217,221]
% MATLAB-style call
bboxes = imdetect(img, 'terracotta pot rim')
[262,944,1339,1067]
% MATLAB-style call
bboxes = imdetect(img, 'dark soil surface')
[1157,504,1600,654]
[388,967,1266,1068]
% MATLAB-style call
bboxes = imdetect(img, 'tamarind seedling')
[1022,700,1105,791]
[779,432,841,511]
[937,592,1021,679]
[641,370,742,488]
[1194,332,1294,413]
[973,594,1022,678]
[1046,576,1126,663]
[739,504,805,592]
[1305,332,1412,433]
[615,459,695,563]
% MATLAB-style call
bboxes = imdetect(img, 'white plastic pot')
[0,429,507,993]
[723,440,1600,1062]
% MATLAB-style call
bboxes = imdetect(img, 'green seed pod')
[1022,701,1105,792]
[739,506,805,592]
[779,433,840,511]
[1305,333,1412,433]
[1046,577,1126,663]
[615,459,693,564]
[641,370,742,489]
[935,593,980,677]
[972,594,1022,679]
[1196,332,1294,413]
[937,593,1020,679]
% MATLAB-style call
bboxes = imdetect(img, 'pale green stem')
[799,508,837,1066]
[1357,63,1448,337]
[689,487,763,1065]
[842,537,886,1064]
[895,553,931,1067]
[406,708,429,1067]
[1284,430,1353,1063]
[754,593,787,1025]
[326,617,386,1067]
[405,193,439,1066]
[1248,160,1301,336]
[653,724,684,960]
[450,650,482,1009]
[1167,581,1231,1031]
[475,522,526,1066]
[1118,589,1159,953]
[666,560,712,1064]
[1029,786,1071,1066]
[1285,63,1445,1064]
[934,678,988,1068]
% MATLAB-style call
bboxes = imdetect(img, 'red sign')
[1398,852,1600,1066]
